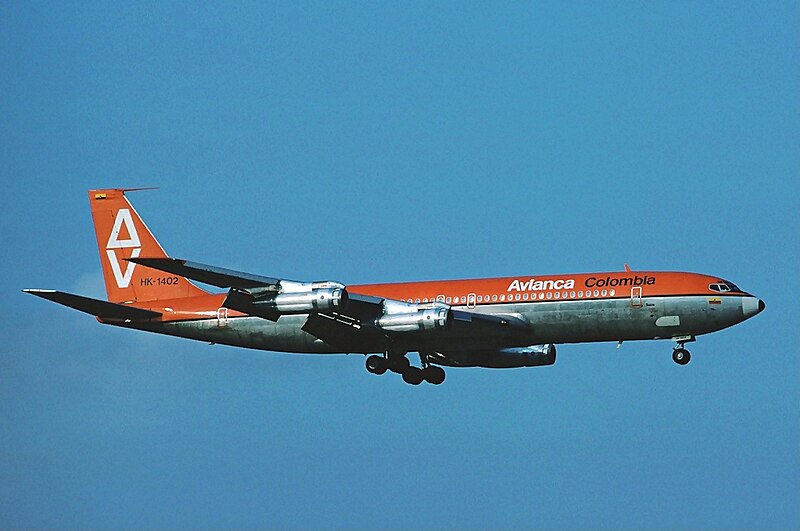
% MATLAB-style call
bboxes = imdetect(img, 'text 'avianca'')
[507,279,576,292]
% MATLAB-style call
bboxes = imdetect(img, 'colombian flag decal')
[709,298,722,305]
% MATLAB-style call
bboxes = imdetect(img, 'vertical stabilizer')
[88,189,209,303]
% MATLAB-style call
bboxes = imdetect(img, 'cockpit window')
[709,281,740,293]
[724,280,740,292]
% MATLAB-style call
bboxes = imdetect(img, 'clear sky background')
[1,2,798,530]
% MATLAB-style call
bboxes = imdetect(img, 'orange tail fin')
[89,188,209,303]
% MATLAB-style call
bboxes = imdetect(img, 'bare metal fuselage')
[120,293,756,355]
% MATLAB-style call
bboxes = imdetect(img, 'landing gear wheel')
[672,348,691,365]
[402,366,424,385]
[422,366,446,385]
[389,355,410,374]
[366,355,388,375]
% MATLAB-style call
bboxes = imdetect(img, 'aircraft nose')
[743,297,765,318]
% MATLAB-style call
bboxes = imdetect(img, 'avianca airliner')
[25,189,765,385]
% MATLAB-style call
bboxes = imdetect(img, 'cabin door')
[630,287,643,308]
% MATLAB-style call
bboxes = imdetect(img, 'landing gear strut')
[364,351,446,385]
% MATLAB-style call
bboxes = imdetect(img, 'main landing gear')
[365,352,446,385]
[671,336,694,365]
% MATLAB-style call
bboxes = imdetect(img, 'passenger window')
[492,295,498,301]
[570,291,575,298]
[601,290,607,296]
[554,291,560,299]
[546,292,552,299]
[593,290,599,297]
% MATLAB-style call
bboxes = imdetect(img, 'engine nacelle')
[429,344,556,368]
[374,307,451,333]
[226,284,346,318]
[499,344,556,367]
[266,287,345,313]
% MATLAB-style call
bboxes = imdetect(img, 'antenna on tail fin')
[88,188,209,303]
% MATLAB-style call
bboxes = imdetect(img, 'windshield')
[724,280,740,292]
[708,280,741,293]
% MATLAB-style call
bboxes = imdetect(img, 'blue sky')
[1,2,798,529]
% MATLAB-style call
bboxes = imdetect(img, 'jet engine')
[374,307,451,333]
[264,287,345,313]
[224,281,346,319]
[428,344,556,368]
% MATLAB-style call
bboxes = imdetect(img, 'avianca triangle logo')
[106,209,141,288]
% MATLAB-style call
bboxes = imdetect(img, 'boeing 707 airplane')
[25,188,765,385]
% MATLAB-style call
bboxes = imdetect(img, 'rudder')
[89,189,209,303]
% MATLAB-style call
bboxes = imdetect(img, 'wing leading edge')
[128,257,282,288]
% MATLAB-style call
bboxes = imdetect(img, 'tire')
[402,366,424,385]
[423,366,446,385]
[366,355,387,375]
[672,348,691,365]
[389,356,410,374]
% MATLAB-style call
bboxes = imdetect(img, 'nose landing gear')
[671,336,694,365]
[365,351,446,385]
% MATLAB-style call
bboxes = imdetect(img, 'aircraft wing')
[23,289,162,321]
[128,257,283,288]
[129,257,531,346]
[302,298,530,350]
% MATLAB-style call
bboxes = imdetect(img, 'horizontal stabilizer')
[23,290,162,320]
[128,257,282,289]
